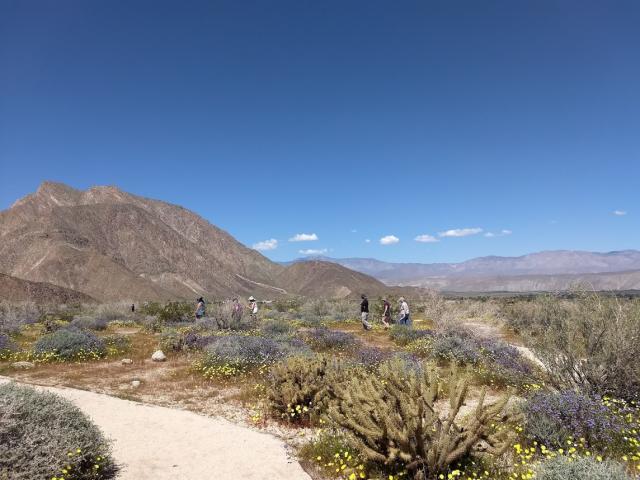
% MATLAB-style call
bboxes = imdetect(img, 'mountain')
[291,251,640,280]
[275,261,390,298]
[0,182,385,301]
[0,273,96,304]
[289,251,640,292]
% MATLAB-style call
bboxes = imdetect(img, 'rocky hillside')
[0,273,96,304]
[0,182,387,301]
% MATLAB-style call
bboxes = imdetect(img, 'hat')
[248,296,255,301]
[399,297,405,302]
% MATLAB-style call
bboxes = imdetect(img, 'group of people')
[194,296,259,321]
[360,294,410,331]
[193,293,410,331]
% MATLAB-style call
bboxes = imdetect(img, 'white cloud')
[252,238,278,251]
[380,235,400,245]
[485,229,512,238]
[299,248,328,255]
[613,210,627,216]
[289,233,318,242]
[414,234,439,243]
[365,239,371,243]
[438,228,483,238]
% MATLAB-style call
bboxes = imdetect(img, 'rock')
[151,350,166,362]
[131,380,141,388]
[121,358,133,365]
[11,361,35,369]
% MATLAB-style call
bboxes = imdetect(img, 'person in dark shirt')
[381,298,391,329]
[360,294,371,330]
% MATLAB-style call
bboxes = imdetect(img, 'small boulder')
[11,361,35,370]
[151,350,166,362]
[121,358,133,365]
[131,380,141,388]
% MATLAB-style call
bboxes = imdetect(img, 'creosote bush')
[328,358,514,479]
[34,327,106,360]
[71,315,109,331]
[0,383,118,480]
[0,301,40,334]
[534,455,631,480]
[266,354,350,424]
[260,319,295,337]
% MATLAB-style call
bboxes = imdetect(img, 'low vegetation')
[1,290,638,479]
[0,382,118,480]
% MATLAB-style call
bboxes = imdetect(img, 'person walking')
[381,298,391,329]
[248,296,258,322]
[398,297,410,326]
[195,297,206,320]
[231,297,243,326]
[360,294,372,330]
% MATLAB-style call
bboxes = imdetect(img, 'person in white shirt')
[398,297,411,326]
[248,295,259,322]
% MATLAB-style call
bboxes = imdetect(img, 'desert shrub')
[328,359,513,479]
[0,301,40,334]
[260,319,294,337]
[196,335,307,378]
[352,345,392,369]
[520,291,640,400]
[302,327,359,351]
[523,391,627,451]
[299,429,367,478]
[34,327,106,360]
[71,314,109,331]
[421,290,460,331]
[140,314,164,332]
[328,298,354,321]
[423,331,481,364]
[388,324,433,346]
[0,333,18,359]
[159,328,184,352]
[103,334,131,354]
[0,383,118,479]
[266,354,350,424]
[139,301,192,323]
[534,455,631,480]
[272,297,303,313]
[208,301,254,330]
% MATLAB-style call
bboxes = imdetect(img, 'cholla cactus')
[267,354,349,424]
[328,358,513,478]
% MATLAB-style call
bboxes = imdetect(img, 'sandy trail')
[0,377,311,480]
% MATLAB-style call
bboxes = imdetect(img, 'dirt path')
[0,377,311,480]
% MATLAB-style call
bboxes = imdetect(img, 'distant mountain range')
[285,251,640,292]
[0,182,387,302]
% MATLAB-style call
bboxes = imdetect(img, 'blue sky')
[0,0,638,263]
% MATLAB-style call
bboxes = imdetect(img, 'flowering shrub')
[300,430,369,479]
[0,333,18,359]
[34,327,106,361]
[260,319,295,337]
[0,383,118,479]
[103,335,131,355]
[195,335,307,378]
[534,455,631,480]
[523,391,628,451]
[388,325,433,346]
[352,346,391,369]
[302,328,359,351]
[423,332,481,364]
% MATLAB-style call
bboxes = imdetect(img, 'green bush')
[266,354,350,424]
[260,319,294,337]
[328,359,513,479]
[34,327,106,360]
[0,383,118,479]
[535,455,631,480]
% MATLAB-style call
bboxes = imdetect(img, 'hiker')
[381,298,391,329]
[130,304,135,313]
[248,296,258,322]
[360,294,372,330]
[398,297,410,326]
[195,297,206,320]
[232,297,243,323]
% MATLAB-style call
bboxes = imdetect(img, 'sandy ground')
[0,377,311,480]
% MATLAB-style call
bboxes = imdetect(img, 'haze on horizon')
[1,0,638,264]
